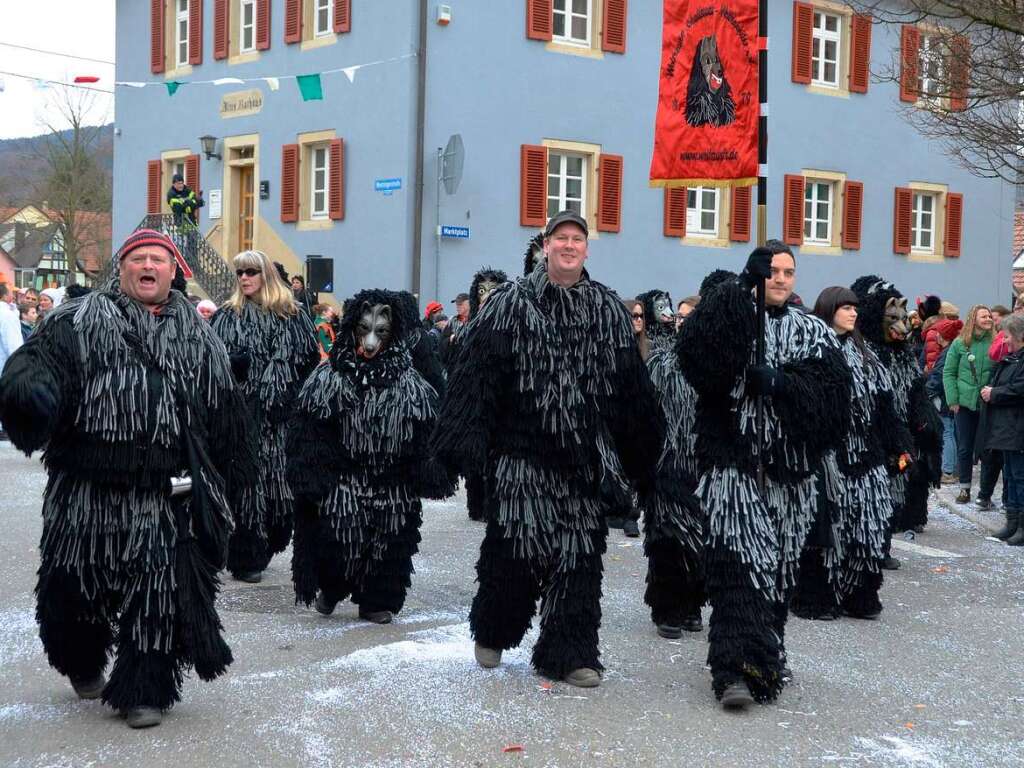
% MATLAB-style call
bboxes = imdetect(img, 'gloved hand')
[229,351,252,383]
[746,365,787,397]
[740,246,775,291]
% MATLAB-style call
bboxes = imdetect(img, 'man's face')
[544,223,588,286]
[119,245,175,308]
[765,252,796,307]
[173,180,185,192]
[21,306,37,324]
[456,299,469,320]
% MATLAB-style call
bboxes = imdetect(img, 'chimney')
[14,222,26,251]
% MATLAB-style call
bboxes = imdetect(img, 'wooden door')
[238,165,254,252]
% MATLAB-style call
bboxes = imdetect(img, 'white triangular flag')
[116,81,147,88]
[342,67,358,83]
[213,77,245,86]
[263,77,280,91]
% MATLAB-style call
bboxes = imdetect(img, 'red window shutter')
[945,192,963,257]
[597,154,623,233]
[281,144,300,223]
[329,139,345,221]
[783,174,805,246]
[519,145,548,228]
[893,187,913,254]
[663,188,687,238]
[151,0,165,74]
[899,26,920,103]
[334,0,351,34]
[842,180,863,250]
[285,0,303,44]
[526,0,553,42]
[791,2,813,84]
[730,185,752,242]
[256,0,271,49]
[849,14,872,94]
[602,0,627,54]
[214,0,229,60]
[188,0,203,65]
[184,154,201,196]
[949,35,969,112]
[147,160,163,215]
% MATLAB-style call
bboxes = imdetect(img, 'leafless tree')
[851,1,1024,184]
[34,85,112,278]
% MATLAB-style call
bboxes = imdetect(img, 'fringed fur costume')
[677,259,851,703]
[211,301,319,577]
[288,290,452,620]
[432,262,664,679]
[851,277,942,540]
[0,242,253,715]
[446,268,509,522]
[396,291,447,399]
[637,289,676,353]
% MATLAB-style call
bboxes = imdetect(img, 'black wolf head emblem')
[685,35,736,128]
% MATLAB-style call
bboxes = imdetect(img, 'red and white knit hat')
[114,228,183,264]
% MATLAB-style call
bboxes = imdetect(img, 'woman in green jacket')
[943,305,996,503]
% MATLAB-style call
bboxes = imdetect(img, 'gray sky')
[0,1,115,139]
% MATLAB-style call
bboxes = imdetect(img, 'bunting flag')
[263,77,280,91]
[166,81,184,96]
[649,0,759,188]
[296,73,323,101]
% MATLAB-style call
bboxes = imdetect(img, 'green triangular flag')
[296,74,323,102]
[165,81,184,96]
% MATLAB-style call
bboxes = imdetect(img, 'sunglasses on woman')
[631,313,643,320]
[236,268,262,277]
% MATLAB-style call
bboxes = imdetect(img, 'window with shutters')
[296,0,349,49]
[912,192,935,252]
[917,33,946,106]
[553,0,591,47]
[686,188,719,238]
[811,11,841,88]
[240,0,256,52]
[295,130,339,230]
[804,180,834,244]
[536,0,627,59]
[547,152,588,220]
[792,169,854,254]
[310,145,329,219]
[176,0,190,67]
[899,181,953,262]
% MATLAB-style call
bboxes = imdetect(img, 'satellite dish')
[442,133,464,196]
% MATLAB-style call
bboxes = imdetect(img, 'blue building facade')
[113,0,1014,309]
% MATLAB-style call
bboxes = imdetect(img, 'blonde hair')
[222,250,298,317]
[958,304,991,347]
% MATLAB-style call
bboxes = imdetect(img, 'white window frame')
[546,151,588,222]
[918,33,946,104]
[240,0,257,53]
[686,187,720,238]
[310,145,329,220]
[314,0,333,38]
[552,0,591,48]
[176,0,190,67]
[911,192,936,253]
[811,10,841,88]
[803,179,834,245]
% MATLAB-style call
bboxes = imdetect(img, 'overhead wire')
[0,41,115,66]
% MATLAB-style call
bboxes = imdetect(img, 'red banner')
[649,0,759,188]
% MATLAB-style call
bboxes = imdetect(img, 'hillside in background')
[0,123,113,207]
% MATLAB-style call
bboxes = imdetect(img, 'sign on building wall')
[208,189,222,219]
[220,89,264,119]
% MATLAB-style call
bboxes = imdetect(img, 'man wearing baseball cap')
[433,210,664,688]
[0,229,254,729]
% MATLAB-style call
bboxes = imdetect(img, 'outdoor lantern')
[199,135,221,161]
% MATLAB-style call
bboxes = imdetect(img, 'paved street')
[1,443,1022,768]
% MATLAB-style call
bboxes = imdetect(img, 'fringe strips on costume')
[211,302,319,574]
[288,313,448,615]
[433,265,664,678]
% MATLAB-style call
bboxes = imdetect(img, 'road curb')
[933,492,1000,535]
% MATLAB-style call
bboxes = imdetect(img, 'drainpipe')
[411,0,428,299]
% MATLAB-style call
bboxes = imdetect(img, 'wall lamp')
[199,135,221,161]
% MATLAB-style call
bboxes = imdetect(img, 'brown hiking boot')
[564,668,601,688]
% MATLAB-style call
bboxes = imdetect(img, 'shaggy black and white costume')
[678,275,851,702]
[396,291,447,399]
[852,277,941,542]
[433,263,664,679]
[0,274,253,713]
[211,301,319,577]
[288,290,450,617]
[637,289,676,353]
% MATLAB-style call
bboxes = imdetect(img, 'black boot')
[993,508,1020,541]
[1006,512,1024,546]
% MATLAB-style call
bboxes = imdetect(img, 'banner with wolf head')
[649,0,759,188]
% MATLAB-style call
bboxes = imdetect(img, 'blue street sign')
[374,178,402,196]
[441,225,471,239]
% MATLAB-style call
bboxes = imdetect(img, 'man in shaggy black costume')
[0,230,254,728]
[396,291,447,398]
[637,289,677,353]
[446,267,509,522]
[433,211,664,688]
[851,276,942,562]
[677,242,851,710]
[288,289,453,624]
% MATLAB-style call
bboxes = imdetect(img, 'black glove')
[229,351,252,383]
[746,365,787,397]
[740,246,775,290]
